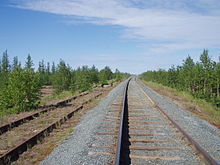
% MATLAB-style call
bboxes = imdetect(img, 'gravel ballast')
[40,81,127,165]
[40,78,220,164]
[128,79,202,165]
[137,79,220,164]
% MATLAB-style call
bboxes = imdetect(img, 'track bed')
[40,78,220,165]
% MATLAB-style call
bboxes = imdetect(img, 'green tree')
[51,60,72,91]
[114,69,122,81]
[99,66,113,85]
[38,60,45,73]
[0,50,10,87]
[25,54,34,71]
[90,65,99,84]
[0,60,2,73]
[199,50,214,98]
[140,49,220,106]
[1,50,10,73]
[45,62,51,85]
[99,69,108,85]
[214,62,220,105]
[12,56,19,71]
[73,66,92,92]
[0,67,41,111]
[167,65,178,88]
[181,56,195,92]
[51,62,56,74]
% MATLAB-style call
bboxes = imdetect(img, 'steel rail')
[155,104,219,165]
[0,92,89,135]
[114,78,131,165]
[0,93,102,165]
[138,79,219,165]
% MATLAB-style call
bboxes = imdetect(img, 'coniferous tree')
[215,62,220,105]
[0,60,2,73]
[0,67,41,111]
[181,56,195,91]
[114,69,122,81]
[73,66,96,92]
[52,60,72,91]
[199,50,214,98]
[0,49,127,113]
[25,54,34,71]
[140,49,220,106]
[38,60,45,73]
[99,66,113,85]
[0,50,10,87]
[12,56,19,71]
[2,50,10,73]
[46,62,50,74]
[51,62,56,74]
[99,69,108,85]
[90,65,99,84]
[38,60,45,85]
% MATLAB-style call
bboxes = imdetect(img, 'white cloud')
[11,0,220,53]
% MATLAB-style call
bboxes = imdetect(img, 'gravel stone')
[128,79,202,165]
[137,79,220,164]
[40,81,127,165]
[40,78,220,164]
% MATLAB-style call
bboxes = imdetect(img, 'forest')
[140,50,220,107]
[0,50,129,114]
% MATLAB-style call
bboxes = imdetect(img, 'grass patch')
[0,108,19,120]
[39,90,76,105]
[0,90,76,120]
[142,80,220,128]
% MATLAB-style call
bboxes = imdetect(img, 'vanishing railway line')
[1,78,219,164]
[0,88,106,164]
[89,78,219,165]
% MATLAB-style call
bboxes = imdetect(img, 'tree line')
[0,50,129,113]
[140,50,220,107]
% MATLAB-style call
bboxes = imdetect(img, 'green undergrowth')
[0,108,19,120]
[142,80,220,127]
[0,90,76,120]
[0,79,121,120]
[39,90,76,105]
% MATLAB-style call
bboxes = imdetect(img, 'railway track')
[0,91,89,135]
[89,77,219,165]
[0,89,104,164]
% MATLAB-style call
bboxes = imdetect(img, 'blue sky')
[0,0,220,74]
